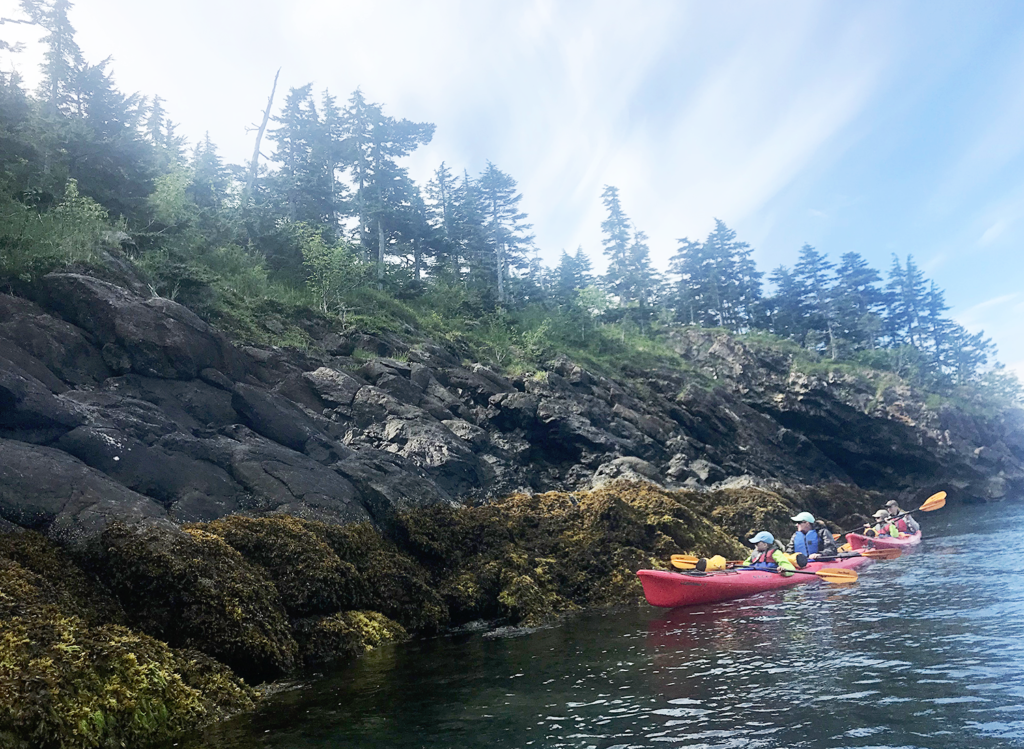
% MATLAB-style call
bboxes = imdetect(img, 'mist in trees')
[0,2,1014,400]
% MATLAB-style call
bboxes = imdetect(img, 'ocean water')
[177,499,1024,749]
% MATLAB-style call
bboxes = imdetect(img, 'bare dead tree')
[243,68,280,205]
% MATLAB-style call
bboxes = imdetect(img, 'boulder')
[0,438,170,542]
[40,274,245,380]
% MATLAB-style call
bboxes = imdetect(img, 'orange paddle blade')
[920,491,946,512]
[815,567,858,583]
[857,548,901,560]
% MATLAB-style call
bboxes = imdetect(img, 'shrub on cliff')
[75,523,297,682]
[0,551,254,749]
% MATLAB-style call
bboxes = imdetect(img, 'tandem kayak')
[847,530,921,550]
[637,556,869,609]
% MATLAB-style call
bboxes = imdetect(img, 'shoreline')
[0,479,894,748]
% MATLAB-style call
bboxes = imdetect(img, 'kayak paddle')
[835,490,947,538]
[846,547,901,560]
[761,566,859,583]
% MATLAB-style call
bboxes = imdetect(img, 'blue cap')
[748,531,775,545]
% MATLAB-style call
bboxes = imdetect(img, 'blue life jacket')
[793,530,820,556]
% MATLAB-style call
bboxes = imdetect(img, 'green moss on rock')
[318,522,450,633]
[75,523,297,682]
[0,552,254,749]
[0,530,123,627]
[293,610,408,667]
[199,515,363,618]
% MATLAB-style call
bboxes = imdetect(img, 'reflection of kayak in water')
[637,556,870,608]
[847,531,922,550]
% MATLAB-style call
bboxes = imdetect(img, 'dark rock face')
[0,273,1021,546]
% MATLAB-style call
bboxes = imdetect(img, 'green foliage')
[298,225,372,315]
[0,180,114,280]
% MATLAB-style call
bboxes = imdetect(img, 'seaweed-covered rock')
[293,610,408,667]
[0,529,123,626]
[320,523,450,633]
[200,515,363,618]
[75,523,297,682]
[0,552,254,749]
[699,487,798,545]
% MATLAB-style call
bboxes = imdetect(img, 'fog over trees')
[1,0,1017,399]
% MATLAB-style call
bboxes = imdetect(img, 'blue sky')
[4,0,1023,374]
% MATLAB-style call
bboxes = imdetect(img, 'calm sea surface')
[178,499,1024,749]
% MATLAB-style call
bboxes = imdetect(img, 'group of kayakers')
[742,500,919,574]
[866,499,920,537]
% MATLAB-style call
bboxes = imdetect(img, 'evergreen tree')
[478,161,533,305]
[339,90,434,281]
[884,254,927,347]
[922,281,952,367]
[668,237,703,324]
[425,162,462,279]
[831,252,884,349]
[766,265,808,340]
[553,247,592,302]
[188,133,228,210]
[600,185,632,298]
[22,0,84,113]
[793,243,836,356]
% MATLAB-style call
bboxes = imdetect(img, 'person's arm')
[772,550,795,575]
[905,514,920,533]
[818,529,838,556]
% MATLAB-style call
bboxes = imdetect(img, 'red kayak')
[846,530,921,550]
[637,556,869,609]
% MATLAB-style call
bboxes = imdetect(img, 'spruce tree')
[600,185,632,299]
[831,252,884,349]
[478,161,532,305]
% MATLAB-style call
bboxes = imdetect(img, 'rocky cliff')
[4,261,1024,748]
[2,267,1022,545]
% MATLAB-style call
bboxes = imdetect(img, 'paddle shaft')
[840,491,946,535]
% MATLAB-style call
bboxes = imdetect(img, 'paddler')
[785,512,838,560]
[885,499,920,534]
[866,509,900,538]
[743,532,795,575]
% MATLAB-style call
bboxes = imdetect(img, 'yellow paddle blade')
[815,567,858,583]
[671,558,698,570]
[920,491,946,512]
[837,542,852,552]
[857,548,901,560]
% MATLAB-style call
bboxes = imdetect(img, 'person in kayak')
[885,499,920,534]
[785,512,838,560]
[866,509,900,538]
[743,532,795,575]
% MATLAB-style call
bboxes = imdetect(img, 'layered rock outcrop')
[2,270,1022,545]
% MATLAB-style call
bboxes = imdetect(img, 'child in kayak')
[785,512,838,560]
[885,499,920,533]
[866,510,900,538]
[743,532,796,575]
